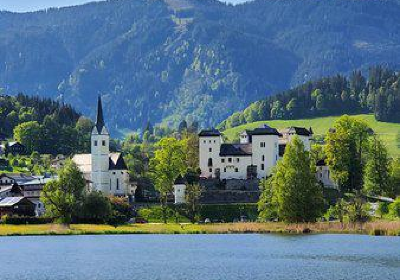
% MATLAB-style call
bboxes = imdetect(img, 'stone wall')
[199,178,261,204]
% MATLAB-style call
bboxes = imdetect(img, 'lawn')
[223,114,400,156]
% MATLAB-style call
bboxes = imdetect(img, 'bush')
[200,204,258,222]
[1,216,53,225]
[137,205,188,223]
[389,197,400,218]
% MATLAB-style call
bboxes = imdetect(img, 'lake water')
[0,234,399,280]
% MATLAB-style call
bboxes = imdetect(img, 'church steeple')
[95,95,105,133]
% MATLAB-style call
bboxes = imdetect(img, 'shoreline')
[0,221,399,237]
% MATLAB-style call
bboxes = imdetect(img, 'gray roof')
[0,197,25,207]
[220,144,252,156]
[247,125,280,136]
[199,129,221,137]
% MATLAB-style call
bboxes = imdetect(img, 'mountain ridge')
[1,0,400,134]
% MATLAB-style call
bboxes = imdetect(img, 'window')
[110,179,112,190]
[94,140,98,146]
[236,158,240,162]
[209,168,212,173]
[214,140,216,143]
[203,140,206,143]
[102,140,106,146]
[262,155,265,161]
[209,140,211,143]
[224,168,226,172]
[235,168,239,172]
[116,178,119,190]
[261,164,265,171]
[208,158,213,167]
[209,147,212,152]
[260,142,266,148]
[221,159,225,163]
[228,158,232,163]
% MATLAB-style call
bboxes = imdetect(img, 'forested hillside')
[220,67,400,129]
[0,93,92,155]
[1,0,400,133]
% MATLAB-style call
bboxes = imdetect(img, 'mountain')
[0,0,400,135]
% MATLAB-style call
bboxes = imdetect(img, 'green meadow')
[223,114,400,157]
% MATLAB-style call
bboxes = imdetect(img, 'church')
[72,97,130,196]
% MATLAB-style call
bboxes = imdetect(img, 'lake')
[0,234,399,280]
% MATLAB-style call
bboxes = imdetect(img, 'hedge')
[200,204,258,222]
[1,216,54,225]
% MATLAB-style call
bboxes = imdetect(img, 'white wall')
[199,135,222,178]
[174,184,186,204]
[219,156,252,180]
[109,169,129,196]
[251,135,279,178]
[317,165,337,189]
[91,128,110,193]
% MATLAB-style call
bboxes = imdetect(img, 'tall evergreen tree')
[364,136,392,197]
[273,136,323,223]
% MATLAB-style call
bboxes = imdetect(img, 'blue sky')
[0,0,250,12]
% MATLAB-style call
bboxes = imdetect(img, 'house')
[6,142,27,155]
[50,154,66,170]
[0,173,55,216]
[20,175,54,216]
[199,125,313,180]
[72,96,130,196]
[0,197,36,217]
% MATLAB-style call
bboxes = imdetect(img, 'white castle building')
[199,125,313,180]
[73,97,130,196]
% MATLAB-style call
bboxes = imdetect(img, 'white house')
[199,125,313,180]
[72,96,130,196]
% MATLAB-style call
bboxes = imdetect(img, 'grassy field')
[223,114,400,156]
[0,221,399,236]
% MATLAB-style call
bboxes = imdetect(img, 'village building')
[0,197,36,217]
[72,96,130,196]
[199,125,313,181]
[6,141,27,155]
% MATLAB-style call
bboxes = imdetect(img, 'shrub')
[389,197,400,218]
[137,205,188,223]
[200,204,258,222]
[2,216,53,225]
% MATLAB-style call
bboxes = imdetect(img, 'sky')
[0,0,250,13]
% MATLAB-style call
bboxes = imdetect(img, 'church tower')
[91,96,110,194]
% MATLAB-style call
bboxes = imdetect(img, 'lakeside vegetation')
[0,221,399,236]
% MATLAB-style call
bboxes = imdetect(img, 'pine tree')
[273,136,323,223]
[364,136,392,197]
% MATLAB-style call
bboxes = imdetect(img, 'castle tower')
[91,96,110,194]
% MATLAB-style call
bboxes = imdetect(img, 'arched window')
[208,158,213,167]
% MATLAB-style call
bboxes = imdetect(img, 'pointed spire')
[96,95,105,133]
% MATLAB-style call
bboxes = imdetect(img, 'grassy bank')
[223,114,400,156]
[1,221,400,236]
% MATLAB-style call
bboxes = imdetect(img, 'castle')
[73,97,130,196]
[199,125,313,180]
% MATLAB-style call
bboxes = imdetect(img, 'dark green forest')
[0,93,92,155]
[220,67,400,129]
[0,0,400,133]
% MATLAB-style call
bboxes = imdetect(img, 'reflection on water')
[0,234,399,280]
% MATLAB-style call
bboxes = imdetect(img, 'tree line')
[220,67,400,130]
[0,93,93,155]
